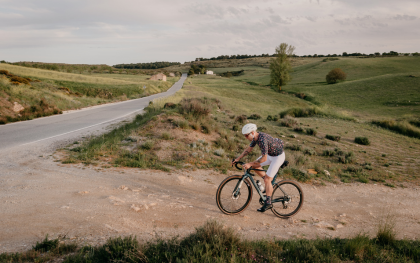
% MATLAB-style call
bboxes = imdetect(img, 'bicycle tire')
[216,175,253,215]
[271,180,304,218]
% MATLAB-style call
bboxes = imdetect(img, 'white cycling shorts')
[258,152,285,178]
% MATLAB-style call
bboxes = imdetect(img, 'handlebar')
[232,159,266,172]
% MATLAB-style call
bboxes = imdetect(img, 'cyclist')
[232,123,285,212]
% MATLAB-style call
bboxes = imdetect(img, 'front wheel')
[271,180,304,218]
[216,175,253,215]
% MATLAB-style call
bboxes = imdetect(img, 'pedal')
[280,160,289,169]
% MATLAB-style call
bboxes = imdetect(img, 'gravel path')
[1,133,419,253]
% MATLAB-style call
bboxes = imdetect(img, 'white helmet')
[242,123,257,134]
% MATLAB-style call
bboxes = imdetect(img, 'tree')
[269,43,295,91]
[326,68,347,84]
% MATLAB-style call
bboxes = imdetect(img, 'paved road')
[0,74,187,151]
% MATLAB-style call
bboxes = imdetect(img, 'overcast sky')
[1,0,419,65]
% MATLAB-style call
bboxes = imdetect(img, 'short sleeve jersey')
[249,132,284,156]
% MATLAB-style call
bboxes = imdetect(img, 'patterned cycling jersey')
[249,132,284,156]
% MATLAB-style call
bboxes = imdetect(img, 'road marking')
[20,109,145,146]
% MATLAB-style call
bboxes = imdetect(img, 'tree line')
[113,61,181,69]
[195,51,419,61]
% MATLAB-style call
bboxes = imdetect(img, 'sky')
[1,0,419,65]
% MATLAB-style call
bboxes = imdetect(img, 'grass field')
[60,56,420,186]
[0,64,178,124]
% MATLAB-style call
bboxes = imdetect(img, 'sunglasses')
[244,132,252,137]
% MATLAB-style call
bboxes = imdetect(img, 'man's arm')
[234,146,254,162]
[251,154,267,167]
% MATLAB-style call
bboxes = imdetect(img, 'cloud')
[0,0,419,64]
[393,14,417,20]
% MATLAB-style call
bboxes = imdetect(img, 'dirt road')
[1,134,419,253]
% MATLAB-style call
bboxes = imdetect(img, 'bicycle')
[216,160,304,218]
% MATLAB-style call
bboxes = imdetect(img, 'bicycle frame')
[233,170,287,204]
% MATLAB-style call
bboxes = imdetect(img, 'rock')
[313,221,335,230]
[324,170,330,176]
[78,191,89,195]
[13,102,24,113]
[119,185,129,190]
[339,213,346,217]
[131,204,141,212]
[60,206,70,209]
[335,224,344,229]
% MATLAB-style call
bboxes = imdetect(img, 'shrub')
[161,132,172,140]
[280,116,297,127]
[293,127,304,133]
[326,134,341,141]
[201,123,211,134]
[355,137,370,145]
[305,128,317,136]
[286,144,302,151]
[280,107,320,118]
[164,102,177,109]
[372,120,420,139]
[303,148,316,156]
[326,68,347,84]
[266,115,273,121]
[232,125,239,131]
[338,152,354,164]
[174,120,189,129]
[248,114,261,120]
[376,214,396,245]
[288,168,312,182]
[140,140,154,150]
[235,115,247,123]
[33,235,59,252]
[179,98,210,118]
[214,148,225,156]
[322,149,335,156]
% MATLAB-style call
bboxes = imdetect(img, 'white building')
[206,70,214,75]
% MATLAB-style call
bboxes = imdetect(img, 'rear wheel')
[271,180,304,218]
[216,175,253,215]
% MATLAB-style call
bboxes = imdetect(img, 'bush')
[164,102,177,109]
[235,115,247,124]
[179,98,211,118]
[280,116,297,127]
[303,148,316,156]
[326,68,347,84]
[248,114,261,120]
[280,107,320,118]
[322,148,335,156]
[286,144,302,151]
[372,120,420,139]
[306,128,317,136]
[355,137,370,145]
[293,127,304,132]
[326,134,341,141]
[338,152,354,164]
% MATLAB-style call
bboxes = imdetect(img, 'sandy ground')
[1,130,420,253]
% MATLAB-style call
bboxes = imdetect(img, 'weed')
[280,116,297,127]
[293,126,304,133]
[33,235,59,252]
[140,140,154,150]
[376,212,396,245]
[161,132,172,140]
[248,113,261,120]
[326,134,341,141]
[355,136,370,145]
[385,183,396,188]
[373,119,420,139]
[286,144,302,151]
[280,107,321,118]
[322,148,335,157]
[305,128,317,136]
[235,115,247,123]
[214,148,225,157]
[303,147,316,156]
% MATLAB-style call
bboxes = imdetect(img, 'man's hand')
[231,158,239,167]
[243,162,252,170]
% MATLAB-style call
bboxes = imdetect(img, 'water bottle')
[256,180,265,192]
